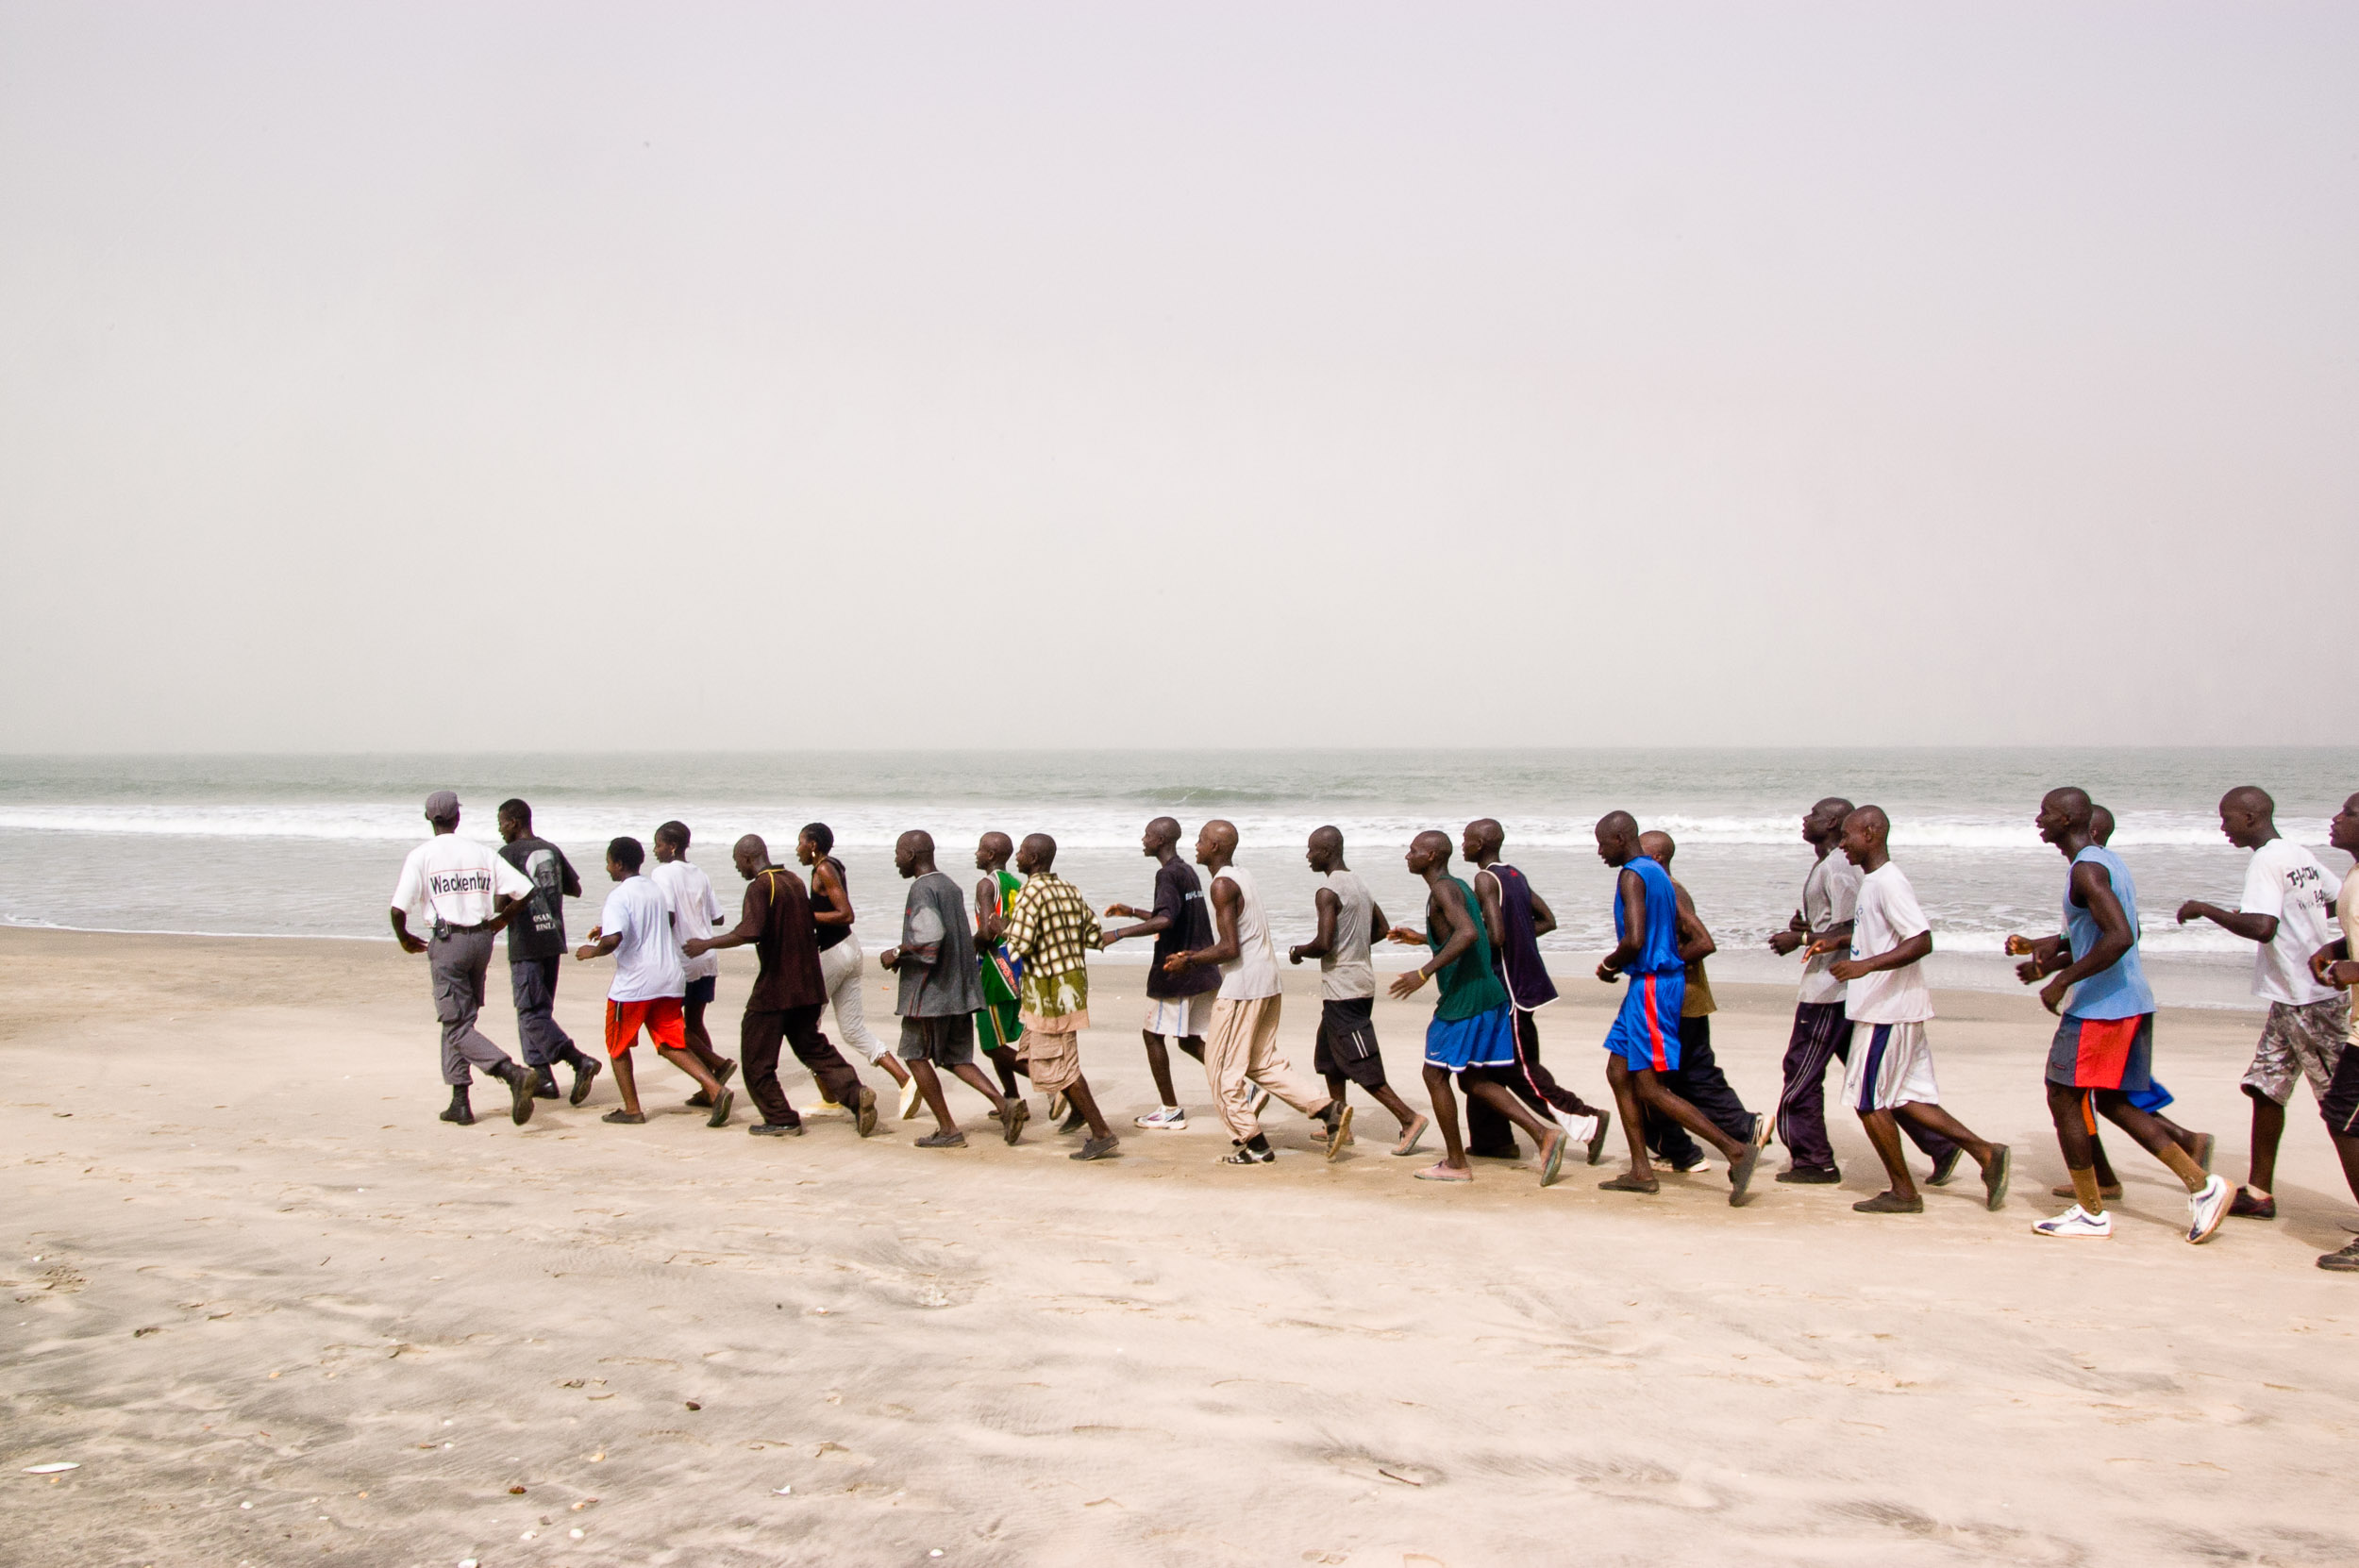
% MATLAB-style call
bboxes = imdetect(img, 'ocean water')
[3,749,2352,1009]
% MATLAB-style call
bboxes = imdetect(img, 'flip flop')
[1413,1161,1473,1182]
[1539,1130,1567,1189]
[1728,1142,1762,1207]
[705,1087,735,1129]
[1598,1173,1658,1193]
[1001,1099,1029,1146]
[600,1109,645,1125]
[1393,1114,1430,1158]
[1586,1109,1613,1165]
[1983,1143,2012,1211]
[1325,1106,1354,1162]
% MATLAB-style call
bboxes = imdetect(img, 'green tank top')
[1428,875,1510,1022]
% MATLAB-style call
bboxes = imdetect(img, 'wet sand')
[3,926,2355,1566]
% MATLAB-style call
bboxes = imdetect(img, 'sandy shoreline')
[4,926,2355,1565]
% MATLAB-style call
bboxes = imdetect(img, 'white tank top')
[1319,869,1375,1001]
[1213,864,1282,1001]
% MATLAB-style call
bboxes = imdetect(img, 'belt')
[433,921,496,937]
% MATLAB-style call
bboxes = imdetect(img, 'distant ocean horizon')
[5,748,2353,1010]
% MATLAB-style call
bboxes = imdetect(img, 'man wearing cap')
[390,791,542,1127]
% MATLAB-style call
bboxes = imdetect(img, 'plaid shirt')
[1000,872,1100,977]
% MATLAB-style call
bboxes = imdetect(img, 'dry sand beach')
[4,926,2355,1567]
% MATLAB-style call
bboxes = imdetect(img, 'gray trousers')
[508,954,578,1070]
[429,928,514,1087]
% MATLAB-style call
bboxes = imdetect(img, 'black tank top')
[811,856,850,951]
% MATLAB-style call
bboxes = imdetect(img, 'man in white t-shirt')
[576,835,734,1128]
[2176,785,2350,1221]
[1808,806,2011,1216]
[2306,791,2359,1272]
[389,790,542,1128]
[650,821,736,1107]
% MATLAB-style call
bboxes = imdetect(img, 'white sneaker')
[1672,1152,1711,1175]
[896,1075,922,1121]
[1134,1106,1186,1129]
[2033,1204,2113,1239]
[2187,1174,2231,1244]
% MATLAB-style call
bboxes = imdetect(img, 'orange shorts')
[606,995,687,1059]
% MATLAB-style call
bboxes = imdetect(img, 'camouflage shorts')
[2242,995,2352,1107]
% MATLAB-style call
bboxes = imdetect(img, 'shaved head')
[1638,829,1676,866]
[1846,805,1891,840]
[2221,785,2274,817]
[1598,809,1637,839]
[1146,816,1180,843]
[1309,825,1344,855]
[1201,819,1239,854]
[1464,818,1503,857]
[2089,804,2116,845]
[1813,795,1855,818]
[2042,786,2093,828]
[897,828,935,855]
[1020,832,1057,869]
[735,833,766,860]
[1412,828,1453,859]
[979,831,1012,859]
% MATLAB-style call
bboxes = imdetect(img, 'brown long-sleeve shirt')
[728,866,827,1011]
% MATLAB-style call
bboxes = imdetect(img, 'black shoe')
[494,1065,537,1126]
[532,1068,561,1100]
[2230,1189,2277,1220]
[1927,1147,1964,1187]
[1776,1165,1842,1185]
[749,1121,804,1137]
[439,1090,475,1126]
[2318,1238,2359,1272]
[1071,1135,1120,1161]
[1220,1143,1276,1165]
[568,1057,601,1106]
[1057,1105,1088,1135]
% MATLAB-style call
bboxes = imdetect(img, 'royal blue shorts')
[1602,971,1684,1072]
[1424,1006,1517,1072]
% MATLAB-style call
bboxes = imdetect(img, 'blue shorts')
[1602,971,1684,1072]
[1425,1006,1517,1072]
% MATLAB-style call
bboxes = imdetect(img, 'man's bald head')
[1464,818,1504,859]
[1406,828,1454,876]
[2089,804,2116,845]
[1846,805,1890,838]
[1145,816,1181,849]
[731,834,769,877]
[1595,810,1641,866]
[977,830,1013,866]
[1019,832,1058,872]
[2042,786,2093,827]
[897,828,935,856]
[2221,785,2274,817]
[1308,825,1344,856]
[1195,819,1239,869]
[1637,829,1676,866]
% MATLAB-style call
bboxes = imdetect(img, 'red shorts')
[606,995,687,1059]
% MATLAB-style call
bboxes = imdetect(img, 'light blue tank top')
[1614,857,1685,976]
[2064,844,2155,1020]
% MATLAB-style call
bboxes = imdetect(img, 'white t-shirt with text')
[600,875,686,1003]
[391,834,534,931]
[2241,838,2337,1006]
[649,859,726,983]
[1844,860,1935,1026]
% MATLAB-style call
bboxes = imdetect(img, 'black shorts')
[684,976,717,1008]
[1313,997,1387,1090]
[2323,1038,2359,1138]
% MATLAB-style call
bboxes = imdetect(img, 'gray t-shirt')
[895,870,985,1018]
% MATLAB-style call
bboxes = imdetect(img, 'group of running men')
[387,782,2359,1270]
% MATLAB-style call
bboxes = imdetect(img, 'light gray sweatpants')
[428,928,515,1087]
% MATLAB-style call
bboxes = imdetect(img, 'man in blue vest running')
[1590,810,1762,1206]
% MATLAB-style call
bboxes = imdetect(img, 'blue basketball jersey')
[1614,856,1685,976]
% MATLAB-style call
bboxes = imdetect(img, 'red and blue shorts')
[1602,971,1684,1073]
[2044,1012,2153,1093]
[606,995,688,1059]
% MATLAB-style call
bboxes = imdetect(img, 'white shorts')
[1145,991,1215,1040]
[1843,1020,1941,1112]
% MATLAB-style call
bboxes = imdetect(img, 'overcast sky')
[3,3,2352,753]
